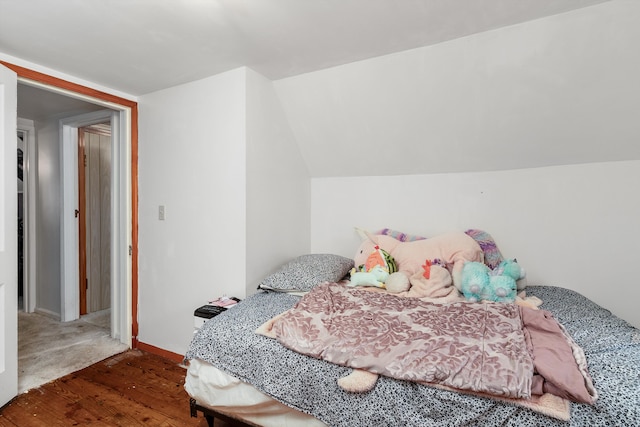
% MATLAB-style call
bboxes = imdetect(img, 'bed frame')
[189,398,260,427]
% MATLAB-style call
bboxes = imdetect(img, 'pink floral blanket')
[266,282,596,403]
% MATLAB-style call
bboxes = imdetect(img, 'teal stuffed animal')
[461,259,524,303]
[460,262,490,302]
[483,275,517,303]
[496,259,527,289]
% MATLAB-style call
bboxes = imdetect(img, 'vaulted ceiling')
[0,0,608,96]
[6,0,636,178]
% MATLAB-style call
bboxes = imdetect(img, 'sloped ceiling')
[0,0,608,96]
[274,1,640,176]
[5,0,636,178]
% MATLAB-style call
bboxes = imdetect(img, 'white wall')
[245,69,310,295]
[275,1,640,178]
[311,160,640,329]
[138,68,247,355]
[32,118,61,317]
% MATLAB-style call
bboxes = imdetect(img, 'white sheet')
[185,358,327,427]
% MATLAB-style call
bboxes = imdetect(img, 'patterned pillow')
[258,254,354,292]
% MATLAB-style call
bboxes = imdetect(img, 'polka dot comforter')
[185,286,640,426]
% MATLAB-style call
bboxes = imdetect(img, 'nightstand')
[193,305,227,330]
[193,297,241,331]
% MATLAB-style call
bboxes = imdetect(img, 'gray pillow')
[258,254,354,292]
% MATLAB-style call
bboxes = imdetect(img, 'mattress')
[185,358,326,427]
[184,285,640,426]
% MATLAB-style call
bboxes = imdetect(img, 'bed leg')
[190,398,215,426]
[190,397,256,426]
[189,397,198,418]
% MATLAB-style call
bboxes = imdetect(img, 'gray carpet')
[18,310,129,393]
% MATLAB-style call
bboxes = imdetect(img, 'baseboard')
[136,341,184,363]
[34,307,61,320]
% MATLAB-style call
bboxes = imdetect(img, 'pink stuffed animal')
[354,229,484,291]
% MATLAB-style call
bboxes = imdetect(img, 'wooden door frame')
[0,60,140,348]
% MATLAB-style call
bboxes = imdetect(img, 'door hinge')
[129,245,133,256]
[84,154,87,167]
[86,278,88,290]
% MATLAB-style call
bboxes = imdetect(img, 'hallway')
[18,310,129,393]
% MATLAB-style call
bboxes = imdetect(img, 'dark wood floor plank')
[51,376,166,426]
[2,386,87,427]
[0,350,216,427]
[72,353,190,420]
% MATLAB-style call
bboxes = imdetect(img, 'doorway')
[14,88,132,392]
[78,123,112,315]
[13,80,134,343]
[1,60,138,404]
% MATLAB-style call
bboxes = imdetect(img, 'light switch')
[159,205,166,220]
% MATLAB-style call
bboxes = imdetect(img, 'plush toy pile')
[351,228,527,303]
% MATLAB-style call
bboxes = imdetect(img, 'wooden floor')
[0,350,226,427]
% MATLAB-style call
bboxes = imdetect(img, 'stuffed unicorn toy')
[353,228,484,291]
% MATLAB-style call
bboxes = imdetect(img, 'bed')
[184,253,640,427]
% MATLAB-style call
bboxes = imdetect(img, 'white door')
[0,65,18,405]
